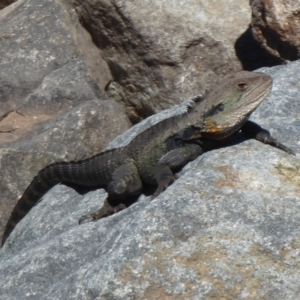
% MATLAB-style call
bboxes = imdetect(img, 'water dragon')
[1,71,294,246]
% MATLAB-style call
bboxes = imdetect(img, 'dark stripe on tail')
[1,176,58,246]
[1,162,76,246]
[1,155,110,246]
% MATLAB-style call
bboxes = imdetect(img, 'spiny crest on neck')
[176,94,203,115]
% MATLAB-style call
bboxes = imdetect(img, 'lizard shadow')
[213,131,249,149]
[234,25,283,70]
[64,182,155,206]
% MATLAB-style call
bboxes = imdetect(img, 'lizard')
[1,71,294,246]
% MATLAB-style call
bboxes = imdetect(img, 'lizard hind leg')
[79,163,142,224]
[152,164,176,199]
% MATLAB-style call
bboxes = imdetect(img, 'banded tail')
[1,157,107,246]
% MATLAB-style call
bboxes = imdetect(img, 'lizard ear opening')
[237,82,248,90]
[205,103,225,117]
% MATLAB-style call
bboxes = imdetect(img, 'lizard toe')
[78,213,95,225]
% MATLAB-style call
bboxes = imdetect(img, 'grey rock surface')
[1,61,300,299]
[0,0,108,116]
[74,0,252,117]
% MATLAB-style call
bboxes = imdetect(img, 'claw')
[78,213,95,224]
[78,200,126,224]
[276,143,295,156]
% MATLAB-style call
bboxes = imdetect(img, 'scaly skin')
[1,71,294,246]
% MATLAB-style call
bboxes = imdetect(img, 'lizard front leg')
[79,162,142,224]
[152,143,203,199]
[242,120,295,155]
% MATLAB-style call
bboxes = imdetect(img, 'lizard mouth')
[245,82,272,108]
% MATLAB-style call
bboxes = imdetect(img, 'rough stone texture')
[0,100,130,243]
[0,0,111,121]
[74,0,252,116]
[251,0,300,62]
[1,61,300,299]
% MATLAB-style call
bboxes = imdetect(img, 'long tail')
[1,157,108,246]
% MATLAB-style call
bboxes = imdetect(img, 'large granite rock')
[0,0,110,118]
[0,0,256,125]
[74,0,252,116]
[251,0,300,62]
[1,61,300,299]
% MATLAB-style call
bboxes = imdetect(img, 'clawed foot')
[256,132,295,155]
[274,141,295,155]
[78,200,126,224]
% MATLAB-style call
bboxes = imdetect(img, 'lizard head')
[200,71,273,140]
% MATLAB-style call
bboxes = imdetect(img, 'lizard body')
[1,71,294,246]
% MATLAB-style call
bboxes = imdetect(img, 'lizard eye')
[237,82,248,90]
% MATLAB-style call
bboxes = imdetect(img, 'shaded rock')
[235,25,284,70]
[0,0,16,10]
[74,0,252,116]
[1,61,300,299]
[0,99,130,241]
[251,0,300,62]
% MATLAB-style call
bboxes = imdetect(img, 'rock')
[74,0,252,116]
[0,0,111,118]
[1,60,300,299]
[251,0,300,62]
[0,99,130,241]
